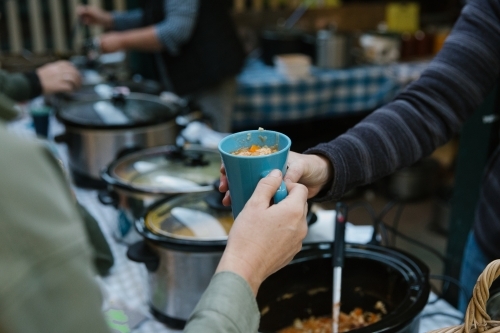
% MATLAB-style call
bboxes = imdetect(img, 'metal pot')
[100,144,222,244]
[56,76,163,102]
[257,242,430,333]
[127,192,233,329]
[128,193,318,329]
[55,92,180,188]
[316,29,350,69]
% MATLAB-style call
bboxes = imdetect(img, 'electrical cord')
[429,274,470,306]
[391,204,405,246]
[381,221,447,262]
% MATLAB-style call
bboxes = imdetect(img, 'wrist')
[216,252,264,296]
[315,154,334,186]
[103,12,114,29]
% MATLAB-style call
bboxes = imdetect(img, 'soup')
[232,144,278,156]
[279,305,384,333]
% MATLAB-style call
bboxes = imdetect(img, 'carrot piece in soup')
[249,145,259,153]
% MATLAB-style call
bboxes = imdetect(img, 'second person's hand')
[219,151,334,205]
[216,169,309,295]
[36,61,82,94]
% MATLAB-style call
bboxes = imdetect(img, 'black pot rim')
[269,242,430,333]
[135,217,228,252]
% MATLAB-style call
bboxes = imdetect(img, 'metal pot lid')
[144,192,233,241]
[57,92,177,129]
[62,79,163,102]
[103,145,221,194]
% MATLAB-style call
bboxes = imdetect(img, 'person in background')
[220,0,500,313]
[0,60,81,120]
[77,0,246,133]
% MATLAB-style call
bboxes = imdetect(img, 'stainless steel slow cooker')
[55,92,180,188]
[128,192,233,329]
[100,144,222,244]
[128,192,319,329]
[257,242,430,333]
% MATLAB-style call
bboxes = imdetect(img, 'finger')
[247,170,282,208]
[222,191,231,206]
[282,182,308,208]
[220,163,226,176]
[219,174,228,192]
[283,152,303,183]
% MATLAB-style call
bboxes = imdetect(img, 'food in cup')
[231,144,278,156]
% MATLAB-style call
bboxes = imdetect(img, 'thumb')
[247,169,283,208]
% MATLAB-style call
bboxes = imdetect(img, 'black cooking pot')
[257,242,430,333]
[260,27,315,66]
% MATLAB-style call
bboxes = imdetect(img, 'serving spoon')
[333,202,348,333]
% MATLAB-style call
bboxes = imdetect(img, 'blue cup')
[30,106,51,138]
[218,130,291,219]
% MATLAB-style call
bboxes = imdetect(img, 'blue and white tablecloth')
[233,59,430,128]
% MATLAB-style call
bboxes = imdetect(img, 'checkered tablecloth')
[233,59,430,128]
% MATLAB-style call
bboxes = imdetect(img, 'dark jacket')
[143,0,246,95]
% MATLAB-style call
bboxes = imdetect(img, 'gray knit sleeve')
[112,8,144,31]
[305,0,500,201]
[154,0,199,56]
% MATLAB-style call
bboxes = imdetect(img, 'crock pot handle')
[97,190,119,208]
[127,241,160,272]
[53,133,67,144]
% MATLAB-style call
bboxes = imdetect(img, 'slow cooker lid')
[144,192,233,241]
[58,92,176,128]
[64,79,163,101]
[105,145,221,194]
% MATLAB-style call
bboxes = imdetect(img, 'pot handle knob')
[127,241,160,272]
[97,190,119,208]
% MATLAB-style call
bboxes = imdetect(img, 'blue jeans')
[458,232,492,312]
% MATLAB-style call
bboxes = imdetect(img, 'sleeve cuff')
[23,71,43,98]
[185,271,260,333]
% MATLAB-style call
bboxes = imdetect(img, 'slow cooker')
[128,192,234,329]
[257,242,431,333]
[128,192,318,329]
[100,144,222,244]
[55,92,180,188]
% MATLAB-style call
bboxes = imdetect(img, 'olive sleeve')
[183,271,260,333]
[0,123,111,333]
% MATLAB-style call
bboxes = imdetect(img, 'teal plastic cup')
[218,130,291,219]
[30,105,51,138]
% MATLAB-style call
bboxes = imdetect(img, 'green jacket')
[0,122,109,332]
[0,69,41,120]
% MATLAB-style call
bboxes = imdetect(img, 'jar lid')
[56,92,176,129]
[144,192,233,241]
[102,145,221,194]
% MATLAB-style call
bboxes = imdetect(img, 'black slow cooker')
[257,242,430,333]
